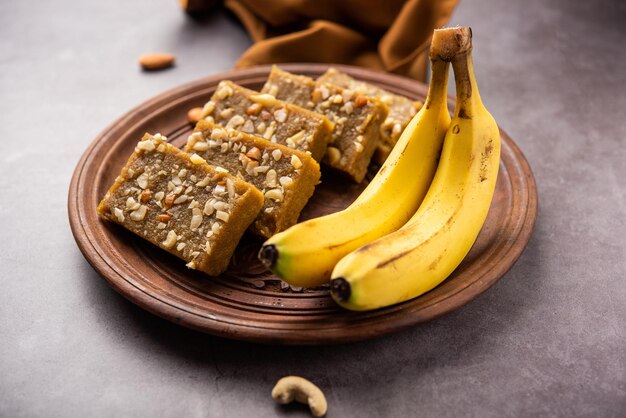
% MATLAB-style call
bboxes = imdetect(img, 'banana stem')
[451,53,483,119]
[423,60,450,110]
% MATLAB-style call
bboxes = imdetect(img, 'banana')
[258,50,452,287]
[330,27,501,311]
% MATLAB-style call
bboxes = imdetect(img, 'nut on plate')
[139,53,175,71]
[271,376,327,417]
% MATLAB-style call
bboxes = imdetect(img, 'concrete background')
[1,0,624,416]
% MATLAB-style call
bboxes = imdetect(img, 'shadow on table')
[78,213,546,403]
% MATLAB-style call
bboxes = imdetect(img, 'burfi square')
[317,67,423,163]
[262,66,389,183]
[97,133,264,276]
[186,121,321,238]
[200,80,332,162]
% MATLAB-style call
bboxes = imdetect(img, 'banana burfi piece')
[185,121,321,238]
[200,80,332,162]
[97,133,264,276]
[317,67,423,163]
[261,66,389,183]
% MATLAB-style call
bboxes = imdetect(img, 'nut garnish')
[216,210,230,222]
[157,214,172,222]
[163,230,178,248]
[113,207,125,222]
[290,154,303,169]
[274,108,287,123]
[130,205,148,221]
[190,153,206,165]
[271,149,282,161]
[136,173,149,189]
[139,190,152,203]
[250,93,278,107]
[190,208,203,230]
[265,189,284,202]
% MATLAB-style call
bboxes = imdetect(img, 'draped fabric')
[224,0,459,81]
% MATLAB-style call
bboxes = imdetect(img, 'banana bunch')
[258,41,452,287]
[259,26,501,312]
[331,27,501,310]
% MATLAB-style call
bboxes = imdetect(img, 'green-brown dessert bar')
[200,80,332,162]
[261,66,389,183]
[186,120,320,238]
[97,133,264,276]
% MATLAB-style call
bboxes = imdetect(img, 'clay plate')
[68,64,537,345]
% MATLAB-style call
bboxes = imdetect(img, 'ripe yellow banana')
[330,27,501,311]
[258,52,452,287]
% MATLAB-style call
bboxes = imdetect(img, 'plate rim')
[68,63,538,345]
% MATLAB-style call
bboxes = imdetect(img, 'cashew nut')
[271,376,327,417]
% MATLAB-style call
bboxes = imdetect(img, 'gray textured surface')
[1,0,625,416]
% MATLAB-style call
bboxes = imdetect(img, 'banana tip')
[258,244,278,269]
[330,277,351,302]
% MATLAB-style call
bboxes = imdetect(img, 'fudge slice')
[317,67,423,163]
[261,66,389,183]
[97,133,264,276]
[200,80,332,162]
[185,121,320,238]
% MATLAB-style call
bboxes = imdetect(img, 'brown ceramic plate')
[68,64,537,345]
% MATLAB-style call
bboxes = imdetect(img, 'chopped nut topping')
[260,110,272,121]
[256,121,267,134]
[136,139,156,152]
[192,141,209,151]
[114,207,125,222]
[226,115,245,129]
[137,173,149,189]
[214,201,230,211]
[279,176,294,187]
[139,190,152,203]
[290,154,303,169]
[266,169,277,187]
[246,147,261,161]
[173,195,188,204]
[219,108,234,119]
[177,242,186,251]
[354,142,364,153]
[201,100,216,117]
[241,119,254,133]
[274,108,287,123]
[190,207,203,230]
[226,178,235,198]
[355,95,369,108]
[246,103,263,116]
[157,222,166,229]
[187,153,206,166]
[263,121,276,140]
[157,214,172,222]
[215,83,233,100]
[163,230,177,248]
[164,193,176,208]
[286,130,306,146]
[265,188,284,202]
[216,210,229,222]
[203,199,215,216]
[250,93,278,107]
[126,197,140,210]
[254,165,270,174]
[215,166,229,173]
[271,149,282,161]
[186,260,196,269]
[196,176,210,187]
[130,205,148,221]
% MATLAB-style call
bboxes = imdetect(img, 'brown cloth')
[223,0,458,81]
